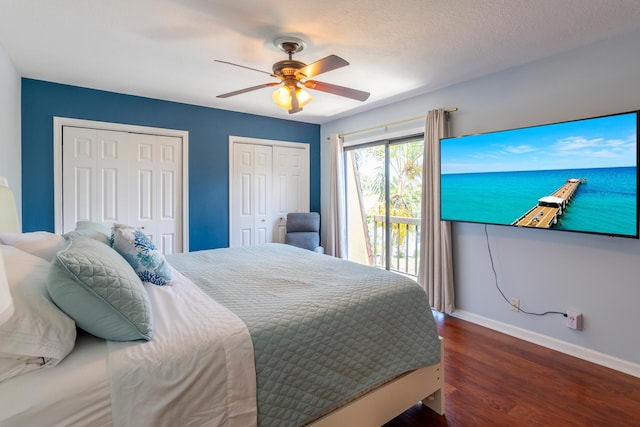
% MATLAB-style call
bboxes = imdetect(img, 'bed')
[0,224,444,426]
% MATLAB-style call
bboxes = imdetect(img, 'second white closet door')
[230,141,309,247]
[272,145,309,242]
[231,143,273,247]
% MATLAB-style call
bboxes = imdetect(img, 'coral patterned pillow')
[111,224,173,286]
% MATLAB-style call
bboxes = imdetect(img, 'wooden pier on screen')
[512,178,586,228]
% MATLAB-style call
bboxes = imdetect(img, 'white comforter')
[107,268,257,427]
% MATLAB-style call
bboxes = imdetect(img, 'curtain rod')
[334,107,458,139]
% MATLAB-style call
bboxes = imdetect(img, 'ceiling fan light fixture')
[296,87,313,107]
[216,37,369,112]
[272,86,313,110]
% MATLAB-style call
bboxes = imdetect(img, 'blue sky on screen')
[441,112,637,174]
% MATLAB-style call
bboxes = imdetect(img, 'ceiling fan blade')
[289,87,302,114]
[214,60,279,78]
[216,82,280,98]
[295,55,349,79]
[303,80,370,102]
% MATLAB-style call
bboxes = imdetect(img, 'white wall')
[321,28,640,372]
[0,43,21,227]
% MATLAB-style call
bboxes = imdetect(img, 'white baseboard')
[451,309,640,378]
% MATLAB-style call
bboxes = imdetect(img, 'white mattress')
[0,268,257,427]
[0,331,111,426]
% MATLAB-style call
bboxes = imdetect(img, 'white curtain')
[417,109,455,313]
[325,134,347,258]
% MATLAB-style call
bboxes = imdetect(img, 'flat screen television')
[440,111,639,238]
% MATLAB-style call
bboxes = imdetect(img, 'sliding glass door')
[345,136,424,277]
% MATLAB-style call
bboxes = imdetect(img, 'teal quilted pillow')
[111,224,172,286]
[48,237,153,341]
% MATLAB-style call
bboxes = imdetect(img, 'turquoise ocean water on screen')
[441,166,637,236]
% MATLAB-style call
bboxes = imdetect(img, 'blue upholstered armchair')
[284,212,324,253]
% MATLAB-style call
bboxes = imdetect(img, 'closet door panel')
[254,145,273,245]
[155,135,182,254]
[272,146,309,243]
[62,127,128,233]
[129,134,156,240]
[232,143,256,247]
[128,133,183,253]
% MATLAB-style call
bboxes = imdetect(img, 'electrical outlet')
[567,311,583,330]
[510,297,520,312]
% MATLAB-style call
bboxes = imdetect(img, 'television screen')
[440,111,639,238]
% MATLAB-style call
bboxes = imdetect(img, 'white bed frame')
[310,337,445,426]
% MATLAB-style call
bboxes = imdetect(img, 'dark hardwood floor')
[384,313,640,427]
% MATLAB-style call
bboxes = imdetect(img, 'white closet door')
[156,136,183,254]
[232,143,255,247]
[62,127,183,254]
[129,134,183,254]
[254,144,273,244]
[62,127,129,233]
[272,145,309,243]
[231,143,273,247]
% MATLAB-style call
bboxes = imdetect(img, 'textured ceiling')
[1,0,640,124]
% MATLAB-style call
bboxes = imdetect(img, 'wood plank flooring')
[384,312,640,427]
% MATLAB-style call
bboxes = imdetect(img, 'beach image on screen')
[440,112,638,237]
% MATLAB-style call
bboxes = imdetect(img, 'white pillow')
[0,245,76,383]
[63,221,112,245]
[0,353,45,383]
[0,231,67,262]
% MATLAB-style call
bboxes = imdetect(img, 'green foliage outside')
[354,139,423,255]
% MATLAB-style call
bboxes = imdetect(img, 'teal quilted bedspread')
[167,243,440,427]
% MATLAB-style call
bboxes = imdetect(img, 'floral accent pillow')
[111,224,173,286]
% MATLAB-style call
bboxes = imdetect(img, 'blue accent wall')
[21,78,320,250]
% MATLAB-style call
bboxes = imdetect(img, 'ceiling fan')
[215,37,370,114]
